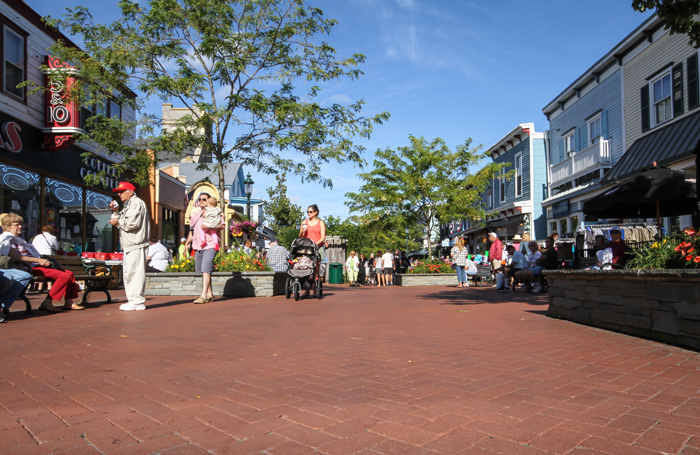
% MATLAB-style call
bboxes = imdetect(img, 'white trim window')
[499,168,506,203]
[4,27,24,99]
[487,191,493,210]
[652,71,672,126]
[588,114,602,146]
[514,153,523,197]
[563,131,575,156]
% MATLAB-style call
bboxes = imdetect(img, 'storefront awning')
[486,214,526,229]
[601,110,700,185]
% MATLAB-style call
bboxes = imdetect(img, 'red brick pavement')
[1,284,700,454]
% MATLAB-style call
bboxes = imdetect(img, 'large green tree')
[345,135,505,256]
[39,0,389,197]
[265,173,302,248]
[633,0,700,46]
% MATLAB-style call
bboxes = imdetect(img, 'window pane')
[571,216,579,233]
[109,100,120,119]
[5,61,23,97]
[44,178,84,253]
[4,30,22,66]
[662,74,671,97]
[86,190,116,253]
[560,219,568,235]
[550,222,557,234]
[654,79,663,103]
[96,101,107,117]
[0,164,40,241]
[664,99,672,120]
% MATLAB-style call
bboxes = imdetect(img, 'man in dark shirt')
[516,237,557,292]
[607,228,628,266]
[393,250,402,281]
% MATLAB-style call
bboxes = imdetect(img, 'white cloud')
[320,94,353,105]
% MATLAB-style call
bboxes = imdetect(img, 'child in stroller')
[285,237,323,300]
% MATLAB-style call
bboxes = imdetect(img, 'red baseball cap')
[113,181,136,193]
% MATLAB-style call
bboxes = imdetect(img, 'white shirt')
[32,232,59,256]
[374,257,383,269]
[510,250,529,269]
[382,253,394,269]
[147,241,170,271]
[526,251,542,268]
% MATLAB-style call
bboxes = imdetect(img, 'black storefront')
[0,115,124,253]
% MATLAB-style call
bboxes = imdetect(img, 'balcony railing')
[550,140,611,186]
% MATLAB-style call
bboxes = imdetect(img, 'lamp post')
[405,227,409,256]
[243,173,254,220]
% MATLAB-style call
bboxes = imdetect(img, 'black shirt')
[539,247,559,269]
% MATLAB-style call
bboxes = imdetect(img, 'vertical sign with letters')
[42,56,85,151]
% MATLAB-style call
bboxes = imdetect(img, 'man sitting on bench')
[514,237,558,292]
[499,244,528,291]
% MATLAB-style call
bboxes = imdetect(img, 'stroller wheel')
[294,285,300,301]
[316,278,323,300]
[285,278,292,299]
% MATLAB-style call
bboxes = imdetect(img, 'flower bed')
[408,260,455,274]
[628,230,699,269]
[166,250,271,273]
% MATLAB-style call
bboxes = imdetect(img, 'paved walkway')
[1,284,699,455]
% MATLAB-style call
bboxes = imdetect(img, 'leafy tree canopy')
[39,0,390,198]
[345,135,506,255]
[265,173,302,233]
[633,0,700,46]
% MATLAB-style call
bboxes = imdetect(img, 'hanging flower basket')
[230,220,257,236]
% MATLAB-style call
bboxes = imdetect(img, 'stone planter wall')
[544,269,700,350]
[146,272,289,298]
[397,273,457,287]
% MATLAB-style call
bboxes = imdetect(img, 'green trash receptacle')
[329,262,344,284]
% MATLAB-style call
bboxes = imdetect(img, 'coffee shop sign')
[81,157,120,189]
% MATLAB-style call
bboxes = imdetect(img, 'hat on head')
[113,181,136,193]
[512,234,522,240]
[180,237,187,242]
[488,232,497,237]
[610,227,622,233]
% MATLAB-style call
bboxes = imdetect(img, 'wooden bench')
[468,264,495,287]
[20,255,114,314]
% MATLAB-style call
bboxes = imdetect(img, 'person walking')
[382,249,394,286]
[109,182,150,311]
[374,251,384,286]
[345,251,359,286]
[185,192,224,304]
[357,253,367,286]
[299,204,326,297]
[368,253,376,285]
[450,237,470,288]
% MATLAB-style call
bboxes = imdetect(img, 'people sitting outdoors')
[0,213,82,312]
[499,244,529,291]
[266,239,289,273]
[473,252,485,264]
[607,228,628,267]
[0,262,32,323]
[514,237,558,292]
[146,236,171,272]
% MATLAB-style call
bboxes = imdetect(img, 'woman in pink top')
[299,204,326,297]
[185,192,225,304]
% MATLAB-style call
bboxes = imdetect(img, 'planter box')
[544,269,700,350]
[397,273,457,287]
[145,271,288,298]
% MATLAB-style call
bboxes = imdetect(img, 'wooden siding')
[549,69,624,166]
[493,138,530,208]
[624,29,698,152]
[531,138,548,240]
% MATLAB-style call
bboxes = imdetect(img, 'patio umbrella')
[582,165,696,226]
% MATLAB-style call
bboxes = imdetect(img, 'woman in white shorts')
[374,250,384,286]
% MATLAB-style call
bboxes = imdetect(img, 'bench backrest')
[45,255,87,275]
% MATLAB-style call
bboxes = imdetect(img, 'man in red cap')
[109,182,150,311]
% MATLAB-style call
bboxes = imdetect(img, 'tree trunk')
[218,161,227,249]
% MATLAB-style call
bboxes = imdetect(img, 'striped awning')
[601,110,700,184]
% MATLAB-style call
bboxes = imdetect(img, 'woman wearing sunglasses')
[299,204,326,297]
[185,192,225,304]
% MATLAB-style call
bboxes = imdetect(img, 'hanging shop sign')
[0,122,22,153]
[552,200,570,219]
[42,56,85,151]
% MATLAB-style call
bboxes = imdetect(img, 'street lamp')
[243,173,254,220]
[405,227,409,256]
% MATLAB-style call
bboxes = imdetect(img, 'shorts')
[383,267,393,276]
[318,245,326,262]
[195,248,216,274]
[526,266,544,275]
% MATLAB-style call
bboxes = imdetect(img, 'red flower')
[688,247,696,254]
[687,229,697,236]
[694,256,700,263]
[686,255,693,261]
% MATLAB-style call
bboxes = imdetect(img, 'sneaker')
[532,284,543,293]
[119,303,146,311]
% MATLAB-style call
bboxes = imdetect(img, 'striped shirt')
[450,246,469,267]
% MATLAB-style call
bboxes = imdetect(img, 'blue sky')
[27,0,653,221]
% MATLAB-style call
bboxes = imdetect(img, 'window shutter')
[601,110,608,140]
[641,85,650,132]
[673,62,684,117]
[688,54,699,110]
[559,138,564,161]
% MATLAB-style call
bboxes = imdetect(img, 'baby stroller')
[285,237,323,300]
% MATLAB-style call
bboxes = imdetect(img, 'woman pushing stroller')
[299,204,326,298]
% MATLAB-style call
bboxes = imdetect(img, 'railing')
[550,140,611,186]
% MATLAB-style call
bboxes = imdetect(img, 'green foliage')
[628,230,700,269]
[324,213,421,256]
[266,173,302,234]
[345,135,506,256]
[633,0,700,46]
[37,0,389,195]
[214,249,271,272]
[408,259,455,274]
[166,254,195,272]
[278,226,300,249]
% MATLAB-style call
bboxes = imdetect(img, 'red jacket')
[489,238,503,261]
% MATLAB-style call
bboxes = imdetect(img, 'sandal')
[64,303,84,310]
[193,297,207,304]
[206,296,215,303]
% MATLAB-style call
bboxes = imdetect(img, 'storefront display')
[0,164,40,240]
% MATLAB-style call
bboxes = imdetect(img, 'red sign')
[0,122,22,153]
[43,56,84,151]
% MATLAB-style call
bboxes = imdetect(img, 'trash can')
[328,262,344,284]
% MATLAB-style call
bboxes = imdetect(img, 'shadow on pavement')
[420,288,549,306]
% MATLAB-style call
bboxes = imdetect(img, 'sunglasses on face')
[199,198,208,201]
[307,211,314,213]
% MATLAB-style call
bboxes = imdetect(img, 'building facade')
[0,0,136,253]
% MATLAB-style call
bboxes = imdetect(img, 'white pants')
[123,247,147,306]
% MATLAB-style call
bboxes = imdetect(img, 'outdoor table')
[84,259,124,287]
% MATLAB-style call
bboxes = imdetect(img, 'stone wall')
[146,272,289,298]
[545,269,700,350]
[397,273,457,287]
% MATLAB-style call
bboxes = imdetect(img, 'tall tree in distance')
[345,135,505,257]
[633,0,700,46]
[266,173,302,248]
[39,0,390,198]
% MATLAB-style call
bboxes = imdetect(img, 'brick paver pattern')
[1,285,700,455]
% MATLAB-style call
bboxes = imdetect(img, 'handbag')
[40,255,64,271]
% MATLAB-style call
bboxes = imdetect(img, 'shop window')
[570,216,579,234]
[86,190,116,252]
[162,207,179,251]
[550,221,557,235]
[44,178,83,253]
[0,164,40,240]
[3,26,25,99]
[559,219,568,236]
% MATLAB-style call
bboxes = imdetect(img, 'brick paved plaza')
[1,285,700,455]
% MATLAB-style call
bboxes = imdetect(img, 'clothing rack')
[578,222,652,230]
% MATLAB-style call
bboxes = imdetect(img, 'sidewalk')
[1,284,699,454]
